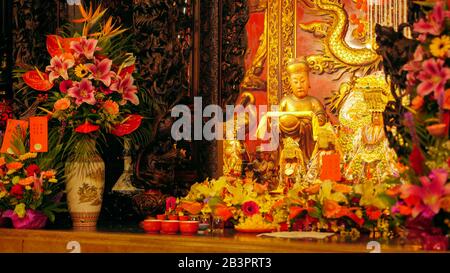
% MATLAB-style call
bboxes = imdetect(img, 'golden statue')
[279,58,327,162]
[344,87,398,183]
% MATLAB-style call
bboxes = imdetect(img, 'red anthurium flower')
[75,121,100,134]
[46,35,81,57]
[111,114,143,137]
[241,201,260,217]
[22,70,54,91]
[10,184,24,199]
[289,206,308,220]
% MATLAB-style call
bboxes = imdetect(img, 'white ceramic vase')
[65,139,105,230]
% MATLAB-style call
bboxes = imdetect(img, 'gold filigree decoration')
[281,0,295,96]
[267,0,280,105]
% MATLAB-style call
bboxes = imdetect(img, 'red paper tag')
[0,119,29,154]
[29,116,48,152]
[319,153,341,182]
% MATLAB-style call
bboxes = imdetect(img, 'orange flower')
[41,170,56,179]
[398,205,412,216]
[304,184,321,194]
[6,162,23,170]
[289,206,307,220]
[333,183,352,194]
[180,201,203,215]
[411,96,424,110]
[54,98,71,111]
[426,123,448,137]
[19,176,35,186]
[323,199,347,218]
[214,204,234,222]
[254,182,268,194]
[103,100,119,115]
[440,196,450,212]
[386,185,401,197]
[444,89,450,110]
[0,157,6,167]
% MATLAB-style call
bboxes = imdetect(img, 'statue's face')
[372,112,383,125]
[289,72,309,98]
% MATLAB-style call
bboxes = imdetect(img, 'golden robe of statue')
[279,59,327,162]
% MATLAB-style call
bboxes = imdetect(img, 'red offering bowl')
[168,215,179,220]
[179,215,190,221]
[180,221,199,235]
[142,220,162,233]
[161,220,180,234]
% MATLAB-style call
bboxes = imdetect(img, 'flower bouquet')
[176,176,280,231]
[0,131,65,229]
[14,4,145,229]
[381,0,450,250]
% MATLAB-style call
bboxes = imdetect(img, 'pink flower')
[402,46,425,73]
[242,201,260,217]
[400,169,450,218]
[413,1,450,36]
[45,55,74,82]
[110,73,139,105]
[67,79,97,105]
[87,58,115,87]
[70,38,99,60]
[417,59,450,100]
[165,196,177,212]
[59,80,73,93]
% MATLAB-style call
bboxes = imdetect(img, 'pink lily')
[400,169,450,218]
[110,73,139,105]
[413,1,450,36]
[67,79,97,105]
[87,58,115,87]
[402,46,425,73]
[417,59,450,101]
[45,55,75,82]
[70,37,99,59]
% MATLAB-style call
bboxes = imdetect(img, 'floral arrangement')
[16,4,143,158]
[0,132,65,229]
[380,0,450,249]
[175,176,281,230]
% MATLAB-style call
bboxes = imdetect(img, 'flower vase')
[65,139,105,230]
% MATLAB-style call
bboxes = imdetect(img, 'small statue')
[345,89,398,183]
[306,123,343,184]
[251,146,278,190]
[278,137,306,190]
[279,58,327,163]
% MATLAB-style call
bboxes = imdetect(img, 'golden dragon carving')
[299,0,381,78]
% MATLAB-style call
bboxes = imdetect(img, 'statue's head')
[286,58,310,99]
[372,111,383,126]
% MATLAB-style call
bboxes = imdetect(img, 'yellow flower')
[0,191,6,199]
[74,64,90,78]
[49,178,58,183]
[18,152,38,161]
[14,203,26,218]
[25,186,32,190]
[430,35,450,58]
